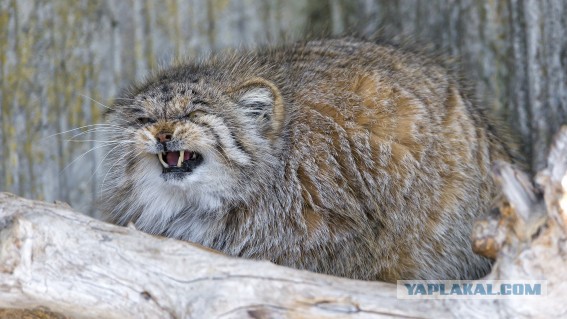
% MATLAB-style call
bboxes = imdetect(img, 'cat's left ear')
[230,77,285,140]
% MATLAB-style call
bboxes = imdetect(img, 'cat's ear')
[231,77,285,140]
[238,86,274,119]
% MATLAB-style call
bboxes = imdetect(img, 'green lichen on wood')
[0,0,10,187]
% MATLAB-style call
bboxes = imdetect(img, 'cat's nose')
[156,133,172,143]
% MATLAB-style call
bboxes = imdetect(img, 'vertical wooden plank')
[1,0,566,215]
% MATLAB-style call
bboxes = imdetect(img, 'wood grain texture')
[0,192,452,319]
[1,0,566,216]
[0,0,309,216]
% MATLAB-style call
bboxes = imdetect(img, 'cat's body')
[102,38,514,281]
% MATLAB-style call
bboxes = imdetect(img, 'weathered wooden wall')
[1,0,566,216]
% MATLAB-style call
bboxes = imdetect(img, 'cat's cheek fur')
[125,155,236,234]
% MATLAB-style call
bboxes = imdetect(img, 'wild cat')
[100,37,515,282]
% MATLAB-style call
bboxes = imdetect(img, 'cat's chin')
[160,171,191,182]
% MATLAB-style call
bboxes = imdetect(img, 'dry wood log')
[1,126,567,318]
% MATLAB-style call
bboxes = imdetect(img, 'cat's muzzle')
[158,150,203,173]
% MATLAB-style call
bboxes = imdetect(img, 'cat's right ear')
[230,77,285,140]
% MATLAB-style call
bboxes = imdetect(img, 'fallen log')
[1,127,566,318]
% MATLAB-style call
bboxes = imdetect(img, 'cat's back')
[252,38,511,281]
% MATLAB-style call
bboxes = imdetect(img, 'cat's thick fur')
[102,38,515,282]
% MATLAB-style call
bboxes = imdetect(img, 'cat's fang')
[178,151,185,167]
[158,152,169,168]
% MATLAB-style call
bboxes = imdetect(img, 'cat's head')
[101,65,285,230]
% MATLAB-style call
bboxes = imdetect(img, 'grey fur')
[100,38,515,281]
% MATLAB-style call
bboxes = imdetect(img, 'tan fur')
[101,38,517,282]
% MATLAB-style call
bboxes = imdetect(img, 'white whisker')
[99,148,143,196]
[80,94,117,112]
[89,142,132,183]
[43,124,124,140]
[61,141,134,174]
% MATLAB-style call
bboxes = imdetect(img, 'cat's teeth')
[191,152,196,160]
[178,151,185,167]
[158,152,169,168]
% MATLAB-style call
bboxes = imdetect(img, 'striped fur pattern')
[101,38,514,281]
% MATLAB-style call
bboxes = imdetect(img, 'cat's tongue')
[165,151,191,167]
[166,152,180,167]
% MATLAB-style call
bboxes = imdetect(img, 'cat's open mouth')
[157,150,203,173]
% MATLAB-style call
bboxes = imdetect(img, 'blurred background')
[1,0,566,217]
